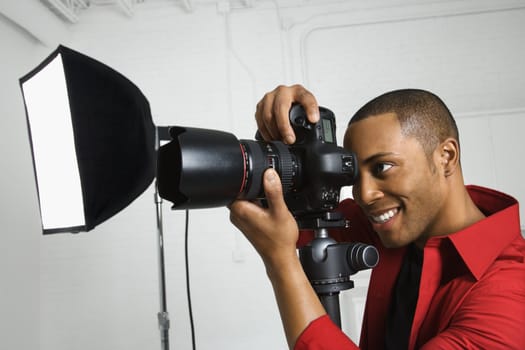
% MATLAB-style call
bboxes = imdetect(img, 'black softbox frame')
[20,45,156,234]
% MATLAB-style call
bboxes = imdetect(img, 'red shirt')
[295,185,525,349]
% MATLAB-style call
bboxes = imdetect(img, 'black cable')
[185,209,196,350]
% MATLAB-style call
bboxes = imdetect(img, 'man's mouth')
[370,208,399,224]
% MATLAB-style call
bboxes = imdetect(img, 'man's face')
[344,113,445,248]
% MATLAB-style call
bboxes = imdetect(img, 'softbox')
[20,45,156,234]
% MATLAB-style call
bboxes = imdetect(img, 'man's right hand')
[255,84,320,144]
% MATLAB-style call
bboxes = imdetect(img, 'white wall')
[1,0,524,349]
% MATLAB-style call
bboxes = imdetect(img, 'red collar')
[427,185,520,280]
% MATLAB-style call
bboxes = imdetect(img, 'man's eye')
[374,163,393,175]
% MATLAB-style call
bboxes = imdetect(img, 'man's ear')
[438,138,460,177]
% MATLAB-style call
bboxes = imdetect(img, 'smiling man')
[229,85,525,349]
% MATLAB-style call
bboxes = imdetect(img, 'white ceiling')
[39,0,325,23]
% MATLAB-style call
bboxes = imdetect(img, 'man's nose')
[353,174,383,206]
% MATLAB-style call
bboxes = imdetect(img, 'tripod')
[298,211,379,328]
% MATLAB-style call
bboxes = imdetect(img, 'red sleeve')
[294,315,359,350]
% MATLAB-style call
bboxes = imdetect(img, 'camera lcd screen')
[322,118,334,143]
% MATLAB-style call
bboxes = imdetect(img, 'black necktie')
[384,244,423,349]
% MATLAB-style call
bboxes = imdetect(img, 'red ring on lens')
[238,143,248,194]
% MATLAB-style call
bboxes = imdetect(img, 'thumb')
[263,168,288,214]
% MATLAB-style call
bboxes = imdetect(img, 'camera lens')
[157,127,300,209]
[157,126,246,208]
[239,140,297,199]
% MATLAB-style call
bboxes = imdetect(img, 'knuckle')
[261,109,273,123]
[274,84,287,92]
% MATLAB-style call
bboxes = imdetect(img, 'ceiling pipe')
[44,0,80,23]
[115,0,135,17]
[180,0,193,12]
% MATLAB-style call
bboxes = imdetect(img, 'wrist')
[262,247,302,278]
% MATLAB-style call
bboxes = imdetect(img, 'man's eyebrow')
[362,152,398,165]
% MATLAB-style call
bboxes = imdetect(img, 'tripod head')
[297,210,379,327]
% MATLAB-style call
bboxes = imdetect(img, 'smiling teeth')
[371,208,398,224]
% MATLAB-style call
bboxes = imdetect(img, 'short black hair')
[349,89,459,158]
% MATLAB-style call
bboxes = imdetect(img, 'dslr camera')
[157,104,358,227]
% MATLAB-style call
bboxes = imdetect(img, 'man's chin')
[377,235,409,249]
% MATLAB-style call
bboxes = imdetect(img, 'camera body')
[156,104,358,223]
[267,104,357,219]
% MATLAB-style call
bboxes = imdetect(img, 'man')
[229,85,525,349]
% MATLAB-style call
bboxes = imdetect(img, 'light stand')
[155,126,172,350]
[298,212,379,328]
